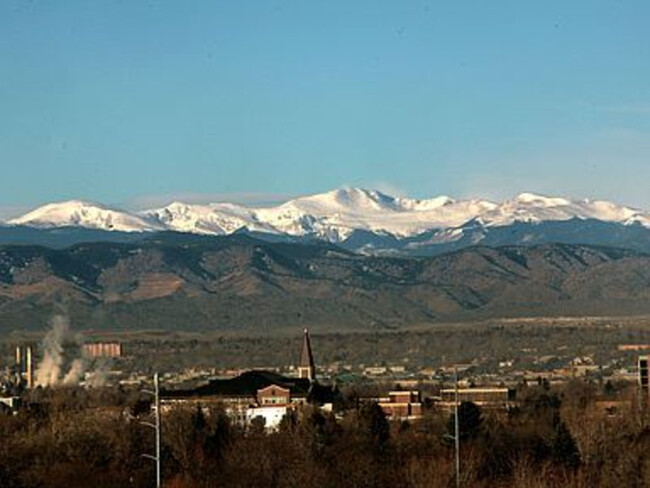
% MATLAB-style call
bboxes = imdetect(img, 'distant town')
[4,317,650,486]
[3,318,650,423]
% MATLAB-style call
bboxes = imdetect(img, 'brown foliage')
[5,382,650,487]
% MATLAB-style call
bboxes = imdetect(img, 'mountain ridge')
[5,188,650,256]
[0,237,649,332]
[8,188,649,234]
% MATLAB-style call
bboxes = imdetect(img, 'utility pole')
[454,367,460,488]
[142,372,162,488]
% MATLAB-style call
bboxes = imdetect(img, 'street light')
[142,372,162,488]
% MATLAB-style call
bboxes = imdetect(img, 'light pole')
[142,372,162,488]
[454,367,460,488]
[443,368,461,487]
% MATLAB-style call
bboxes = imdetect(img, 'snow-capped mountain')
[143,201,277,236]
[6,189,650,254]
[8,200,164,232]
[139,188,500,240]
[476,193,650,228]
[253,189,498,239]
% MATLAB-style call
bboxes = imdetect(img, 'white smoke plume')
[35,315,70,386]
[36,315,87,387]
[85,358,110,388]
[62,358,85,385]
[35,315,114,388]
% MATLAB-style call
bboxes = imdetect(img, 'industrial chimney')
[14,345,35,388]
[26,346,34,388]
[15,346,22,385]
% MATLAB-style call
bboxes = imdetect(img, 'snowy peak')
[8,200,162,232]
[255,188,496,238]
[7,189,650,240]
[293,188,459,214]
[480,193,650,228]
[143,201,276,235]
[285,188,403,213]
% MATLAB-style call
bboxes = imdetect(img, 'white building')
[246,405,291,430]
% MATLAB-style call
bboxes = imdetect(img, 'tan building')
[83,342,122,358]
[438,387,515,410]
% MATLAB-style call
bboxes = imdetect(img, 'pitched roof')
[162,370,311,399]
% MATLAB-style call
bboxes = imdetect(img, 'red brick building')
[378,391,423,420]
[257,385,291,406]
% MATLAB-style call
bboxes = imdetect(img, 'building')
[619,345,650,352]
[639,355,648,389]
[83,342,122,358]
[0,395,21,413]
[378,391,423,420]
[438,387,516,410]
[162,329,335,430]
[298,329,315,381]
[246,405,293,428]
[363,366,388,377]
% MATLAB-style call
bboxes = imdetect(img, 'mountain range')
[4,188,650,255]
[1,236,649,332]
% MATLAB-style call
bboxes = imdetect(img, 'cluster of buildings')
[6,331,650,426]
[0,341,123,412]
[160,329,519,429]
[0,345,35,411]
[162,329,337,429]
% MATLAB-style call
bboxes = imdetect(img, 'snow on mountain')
[143,202,278,235]
[8,200,163,232]
[138,188,497,240]
[254,189,497,239]
[8,190,650,240]
[476,192,650,228]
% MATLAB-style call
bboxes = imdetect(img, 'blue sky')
[1,1,649,218]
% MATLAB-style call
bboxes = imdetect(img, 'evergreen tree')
[551,421,581,469]
[358,402,390,453]
[446,401,483,441]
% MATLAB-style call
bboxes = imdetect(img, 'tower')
[15,346,22,385]
[298,328,316,381]
[25,345,34,388]
[14,345,35,388]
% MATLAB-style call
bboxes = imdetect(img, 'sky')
[1,1,649,218]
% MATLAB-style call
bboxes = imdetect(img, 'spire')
[298,328,315,381]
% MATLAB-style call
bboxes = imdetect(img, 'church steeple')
[298,328,315,381]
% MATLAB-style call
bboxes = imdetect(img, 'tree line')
[1,380,650,487]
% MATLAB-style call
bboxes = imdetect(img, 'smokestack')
[15,346,23,384]
[26,346,34,388]
[15,346,22,370]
